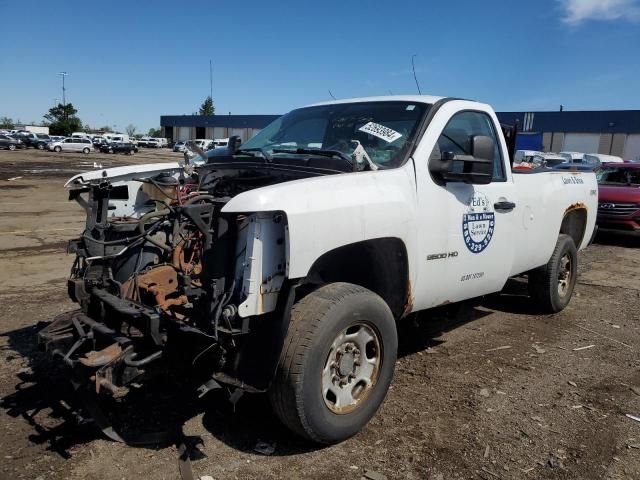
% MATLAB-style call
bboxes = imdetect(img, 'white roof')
[305,95,445,108]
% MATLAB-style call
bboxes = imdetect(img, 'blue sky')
[1,0,639,132]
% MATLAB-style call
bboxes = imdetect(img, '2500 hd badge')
[462,192,495,253]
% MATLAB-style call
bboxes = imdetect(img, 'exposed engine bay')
[37,155,328,398]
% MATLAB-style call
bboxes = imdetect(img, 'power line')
[411,55,422,95]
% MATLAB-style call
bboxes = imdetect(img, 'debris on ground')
[7,176,23,181]
[362,469,388,480]
[630,386,640,397]
[532,344,546,354]
[481,466,500,478]
[573,345,595,351]
[626,414,640,423]
[485,345,512,352]
[253,440,276,456]
[568,381,578,387]
[479,388,491,397]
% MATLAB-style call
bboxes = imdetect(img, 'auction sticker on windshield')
[358,122,402,143]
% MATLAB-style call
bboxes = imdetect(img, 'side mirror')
[227,135,242,154]
[429,135,495,185]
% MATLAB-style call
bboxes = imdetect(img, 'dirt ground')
[1,149,639,480]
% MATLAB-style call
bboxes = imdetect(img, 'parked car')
[596,162,640,234]
[99,142,138,154]
[0,134,23,150]
[212,138,229,149]
[137,137,149,147]
[33,134,52,150]
[48,137,93,153]
[194,138,214,150]
[43,95,597,445]
[559,151,585,162]
[13,132,41,148]
[146,138,160,148]
[92,136,108,148]
[514,150,543,165]
[584,153,624,164]
[173,141,186,152]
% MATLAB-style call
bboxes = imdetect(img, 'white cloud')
[559,0,640,25]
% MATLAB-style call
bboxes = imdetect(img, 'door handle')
[494,201,516,212]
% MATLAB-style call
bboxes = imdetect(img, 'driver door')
[415,107,517,307]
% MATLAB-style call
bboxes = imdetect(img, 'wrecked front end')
[38,160,310,399]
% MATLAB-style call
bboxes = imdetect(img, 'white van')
[194,139,214,150]
[72,132,92,139]
[213,138,229,149]
[103,133,130,144]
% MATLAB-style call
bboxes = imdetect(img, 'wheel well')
[560,206,587,247]
[303,238,410,319]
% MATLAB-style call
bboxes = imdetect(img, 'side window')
[433,111,505,181]
[64,138,72,143]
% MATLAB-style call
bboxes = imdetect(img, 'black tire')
[8,144,16,151]
[83,147,90,154]
[37,143,44,150]
[54,146,61,152]
[129,149,135,155]
[270,282,397,444]
[528,234,577,313]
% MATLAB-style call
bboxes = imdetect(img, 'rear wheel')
[37,143,44,150]
[528,234,577,313]
[83,147,90,154]
[270,282,397,444]
[8,144,16,151]
[54,146,61,152]
[129,149,135,155]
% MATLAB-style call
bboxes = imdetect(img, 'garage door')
[624,134,640,161]
[562,133,600,154]
[177,127,191,141]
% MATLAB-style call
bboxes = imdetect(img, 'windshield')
[597,167,640,185]
[240,101,429,168]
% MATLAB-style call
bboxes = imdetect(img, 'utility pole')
[58,72,68,120]
[209,60,213,101]
[58,72,68,106]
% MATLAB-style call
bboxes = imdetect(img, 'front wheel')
[8,144,16,151]
[270,282,397,444]
[82,147,90,154]
[528,234,577,313]
[37,143,44,150]
[54,146,61,152]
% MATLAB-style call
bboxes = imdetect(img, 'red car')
[597,162,640,233]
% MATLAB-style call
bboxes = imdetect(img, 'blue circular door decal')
[462,192,495,253]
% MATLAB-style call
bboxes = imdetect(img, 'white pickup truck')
[39,95,597,444]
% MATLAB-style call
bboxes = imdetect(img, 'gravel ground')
[0,149,639,480]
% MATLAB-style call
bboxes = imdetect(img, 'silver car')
[48,137,93,153]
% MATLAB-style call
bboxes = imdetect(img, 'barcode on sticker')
[358,122,402,143]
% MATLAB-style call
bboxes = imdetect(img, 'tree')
[148,128,162,137]
[199,96,215,116]
[43,103,83,135]
[99,126,113,133]
[0,117,14,129]
[126,124,137,137]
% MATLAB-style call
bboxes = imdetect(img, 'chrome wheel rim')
[322,322,381,414]
[557,253,572,297]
